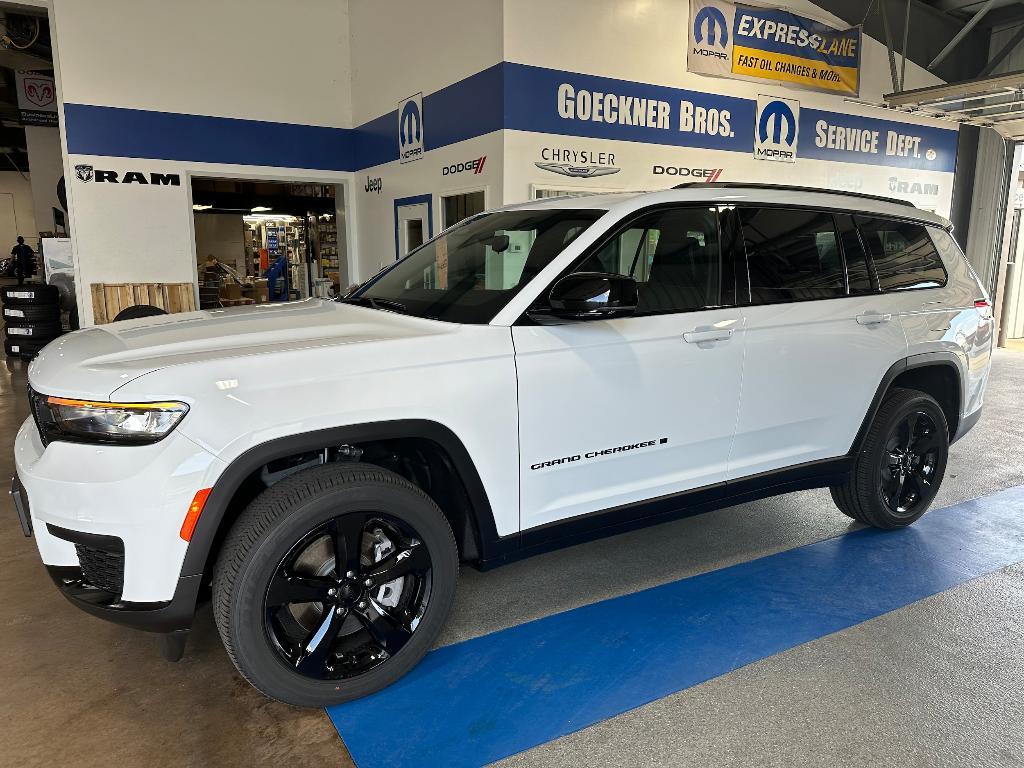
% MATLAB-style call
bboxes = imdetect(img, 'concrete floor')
[1,347,1022,768]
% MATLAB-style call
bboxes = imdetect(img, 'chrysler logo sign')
[536,148,620,178]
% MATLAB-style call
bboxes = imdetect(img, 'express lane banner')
[689,0,862,96]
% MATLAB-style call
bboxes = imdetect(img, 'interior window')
[855,216,948,291]
[577,208,721,314]
[740,208,846,302]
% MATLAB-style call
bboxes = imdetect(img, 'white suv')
[12,184,993,706]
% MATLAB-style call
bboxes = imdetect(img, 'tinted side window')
[856,216,947,291]
[740,208,845,302]
[580,207,722,314]
[835,214,874,294]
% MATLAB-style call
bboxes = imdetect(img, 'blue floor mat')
[328,485,1024,768]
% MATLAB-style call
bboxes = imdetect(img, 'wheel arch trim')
[179,419,501,578]
[850,352,965,455]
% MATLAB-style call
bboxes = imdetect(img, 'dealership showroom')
[4,0,1024,766]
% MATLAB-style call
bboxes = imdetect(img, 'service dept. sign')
[689,0,861,96]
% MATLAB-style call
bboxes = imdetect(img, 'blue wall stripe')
[63,103,358,171]
[63,63,959,175]
[328,484,1024,768]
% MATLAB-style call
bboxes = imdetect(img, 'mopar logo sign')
[690,0,733,61]
[754,96,799,163]
[398,93,424,164]
[693,6,728,47]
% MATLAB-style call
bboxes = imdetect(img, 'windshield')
[352,208,606,323]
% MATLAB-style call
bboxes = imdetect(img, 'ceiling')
[0,6,51,173]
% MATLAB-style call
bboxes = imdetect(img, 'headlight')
[36,395,189,445]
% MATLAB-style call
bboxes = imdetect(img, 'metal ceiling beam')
[979,23,1024,77]
[886,69,1024,105]
[928,0,998,69]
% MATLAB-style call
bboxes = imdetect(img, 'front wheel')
[831,387,949,529]
[212,463,458,707]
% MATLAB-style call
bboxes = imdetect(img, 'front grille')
[75,544,125,596]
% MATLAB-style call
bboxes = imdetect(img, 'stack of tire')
[3,283,63,361]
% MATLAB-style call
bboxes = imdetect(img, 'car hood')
[28,299,449,401]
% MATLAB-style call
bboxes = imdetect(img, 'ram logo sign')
[754,95,799,163]
[398,93,424,164]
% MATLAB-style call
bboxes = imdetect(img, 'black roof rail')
[672,182,916,208]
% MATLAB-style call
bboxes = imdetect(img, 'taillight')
[975,299,992,319]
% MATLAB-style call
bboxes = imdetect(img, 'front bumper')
[14,415,226,625]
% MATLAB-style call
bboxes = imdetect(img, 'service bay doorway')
[395,196,432,260]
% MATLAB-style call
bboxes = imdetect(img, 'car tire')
[831,387,948,529]
[1,283,60,305]
[112,304,168,322]
[3,303,61,323]
[4,338,48,359]
[4,320,63,341]
[212,462,458,708]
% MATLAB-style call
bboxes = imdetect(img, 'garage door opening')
[191,177,345,308]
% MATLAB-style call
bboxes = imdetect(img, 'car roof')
[503,184,951,229]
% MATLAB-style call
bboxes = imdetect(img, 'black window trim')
[515,201,951,324]
[852,213,950,293]
[518,202,741,324]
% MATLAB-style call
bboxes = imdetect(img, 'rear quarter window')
[856,216,947,291]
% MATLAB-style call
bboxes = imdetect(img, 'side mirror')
[546,272,638,320]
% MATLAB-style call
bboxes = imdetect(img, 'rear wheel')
[212,463,458,707]
[831,387,948,528]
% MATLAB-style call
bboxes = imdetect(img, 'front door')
[396,201,431,259]
[514,206,745,532]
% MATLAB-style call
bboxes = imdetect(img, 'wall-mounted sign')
[15,70,57,127]
[398,93,424,164]
[688,0,861,96]
[754,95,800,162]
[73,165,180,186]
[535,147,620,177]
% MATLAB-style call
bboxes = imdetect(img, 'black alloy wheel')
[830,387,948,529]
[879,410,943,517]
[264,512,432,680]
[213,463,458,707]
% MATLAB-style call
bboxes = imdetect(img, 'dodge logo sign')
[653,165,724,181]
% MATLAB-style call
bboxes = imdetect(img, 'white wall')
[51,0,353,127]
[0,172,38,251]
[347,0,502,125]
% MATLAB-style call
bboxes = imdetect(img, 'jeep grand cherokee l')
[12,183,992,706]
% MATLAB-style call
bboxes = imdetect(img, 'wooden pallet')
[90,282,197,325]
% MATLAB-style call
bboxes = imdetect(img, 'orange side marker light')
[180,488,212,542]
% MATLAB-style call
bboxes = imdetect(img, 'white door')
[728,208,908,478]
[515,206,745,531]
[396,202,430,259]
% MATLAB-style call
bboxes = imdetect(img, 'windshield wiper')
[339,295,409,314]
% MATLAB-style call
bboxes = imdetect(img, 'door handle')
[856,312,892,326]
[683,328,733,344]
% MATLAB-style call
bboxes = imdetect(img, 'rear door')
[514,206,745,531]
[728,207,907,479]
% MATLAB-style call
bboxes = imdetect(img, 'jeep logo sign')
[398,93,424,164]
[754,95,799,163]
[73,165,181,185]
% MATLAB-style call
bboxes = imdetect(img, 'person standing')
[10,236,35,285]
